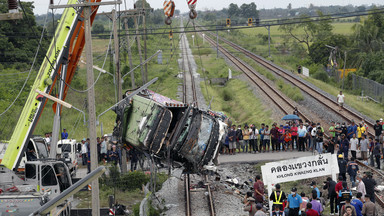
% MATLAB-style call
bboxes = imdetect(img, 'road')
[218,151,314,164]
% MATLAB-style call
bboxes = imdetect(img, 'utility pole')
[124,18,135,88]
[216,26,219,58]
[84,6,100,216]
[112,9,122,101]
[267,25,271,58]
[143,1,148,83]
[112,9,127,173]
[134,15,145,85]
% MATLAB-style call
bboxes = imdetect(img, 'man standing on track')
[360,135,369,161]
[337,91,345,112]
[362,172,376,203]
[374,120,382,141]
[340,134,349,160]
[347,157,359,188]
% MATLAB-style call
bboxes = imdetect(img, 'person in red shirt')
[283,130,292,151]
[291,123,298,150]
[335,175,344,212]
[306,202,319,216]
[253,175,264,204]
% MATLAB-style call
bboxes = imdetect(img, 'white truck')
[57,139,79,177]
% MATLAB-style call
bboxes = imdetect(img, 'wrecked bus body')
[113,90,223,172]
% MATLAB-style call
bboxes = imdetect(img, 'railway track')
[203,29,376,137]
[180,28,198,107]
[355,160,384,209]
[201,31,312,125]
[180,20,214,216]
[184,173,216,216]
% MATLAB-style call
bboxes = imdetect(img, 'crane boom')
[1,0,101,170]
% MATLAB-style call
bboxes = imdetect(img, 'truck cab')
[57,139,78,176]
[0,137,49,171]
[0,160,72,215]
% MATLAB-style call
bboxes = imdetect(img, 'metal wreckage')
[112,90,227,172]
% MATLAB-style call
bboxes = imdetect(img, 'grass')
[303,76,384,120]
[75,188,144,209]
[201,79,273,126]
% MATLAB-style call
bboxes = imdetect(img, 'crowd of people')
[222,118,384,158]
[240,118,384,216]
[44,131,139,173]
[79,135,139,173]
[243,171,377,216]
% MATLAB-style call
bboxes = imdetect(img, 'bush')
[120,171,150,191]
[222,89,233,101]
[312,70,329,83]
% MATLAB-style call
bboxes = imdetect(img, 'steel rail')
[211,32,375,138]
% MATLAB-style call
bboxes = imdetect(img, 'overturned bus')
[113,90,226,172]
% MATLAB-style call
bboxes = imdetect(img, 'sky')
[25,0,383,15]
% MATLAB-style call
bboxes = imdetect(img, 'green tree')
[308,34,349,65]
[228,3,239,17]
[0,0,49,69]
[239,3,258,19]
[92,23,104,33]
[352,10,384,53]
[279,11,333,55]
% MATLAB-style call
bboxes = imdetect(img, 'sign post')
[261,153,338,213]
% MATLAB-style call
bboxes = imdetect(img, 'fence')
[351,73,384,104]
[328,69,384,104]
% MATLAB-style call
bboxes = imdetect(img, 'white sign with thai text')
[303,67,309,77]
[261,153,338,184]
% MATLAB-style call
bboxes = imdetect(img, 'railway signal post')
[226,18,231,27]
[248,18,253,26]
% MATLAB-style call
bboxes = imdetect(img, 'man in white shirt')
[356,175,366,198]
[350,134,359,159]
[100,136,108,165]
[337,91,345,111]
[81,138,88,165]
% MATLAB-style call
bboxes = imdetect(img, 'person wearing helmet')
[338,154,347,181]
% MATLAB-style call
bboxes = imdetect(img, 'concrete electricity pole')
[124,18,135,88]
[84,6,100,216]
[143,1,148,83]
[134,14,145,85]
